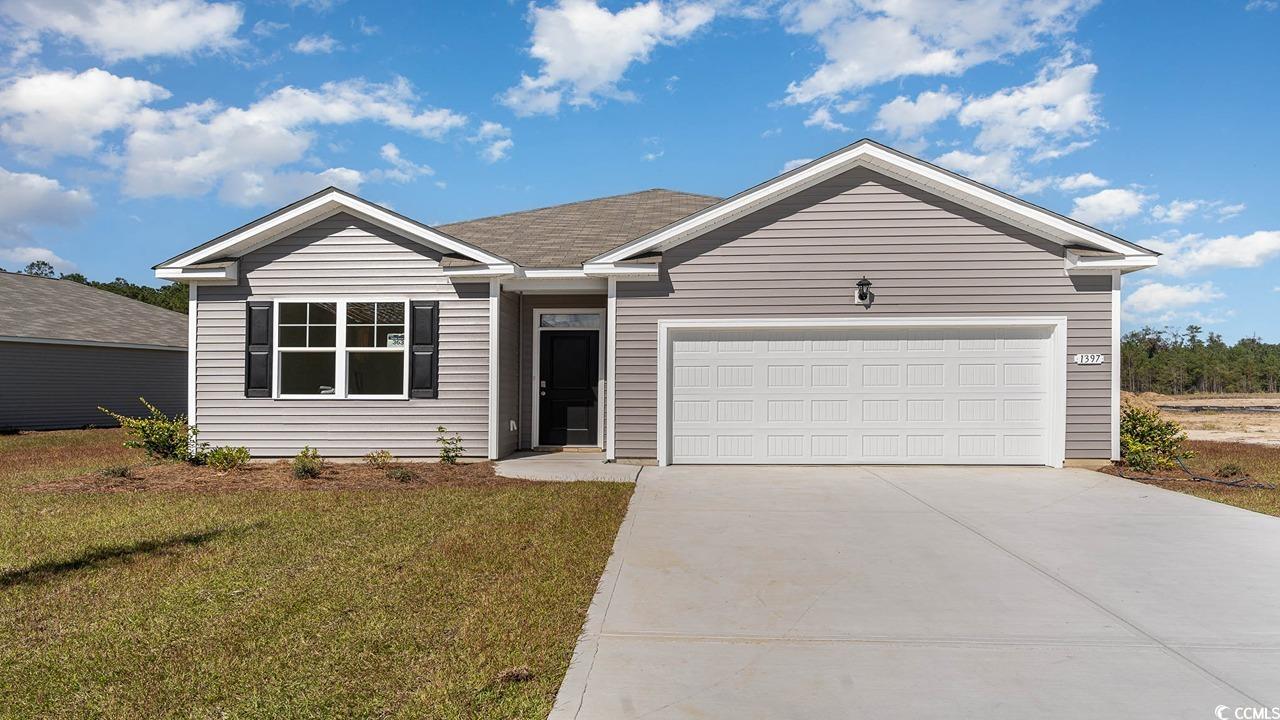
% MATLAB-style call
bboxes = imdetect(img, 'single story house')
[154,140,1157,466]
[0,271,187,430]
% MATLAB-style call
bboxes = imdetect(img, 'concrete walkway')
[495,451,641,482]
[551,465,1280,719]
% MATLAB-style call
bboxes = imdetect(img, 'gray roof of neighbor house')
[0,272,188,349]
[437,188,721,268]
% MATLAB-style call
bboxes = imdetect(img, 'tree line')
[1122,325,1280,395]
[3,260,188,314]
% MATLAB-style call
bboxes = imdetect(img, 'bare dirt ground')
[1133,392,1280,446]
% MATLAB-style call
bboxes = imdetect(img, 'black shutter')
[245,301,273,398]
[409,300,439,398]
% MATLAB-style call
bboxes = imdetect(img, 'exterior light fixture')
[855,277,875,309]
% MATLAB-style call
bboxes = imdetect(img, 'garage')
[660,319,1066,467]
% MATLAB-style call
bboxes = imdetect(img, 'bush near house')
[1120,399,1193,472]
[291,446,324,479]
[99,399,200,463]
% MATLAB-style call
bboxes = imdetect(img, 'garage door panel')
[669,326,1054,465]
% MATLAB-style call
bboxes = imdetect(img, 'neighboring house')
[155,140,1157,466]
[0,271,188,430]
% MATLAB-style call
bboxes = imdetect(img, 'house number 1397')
[1073,354,1105,365]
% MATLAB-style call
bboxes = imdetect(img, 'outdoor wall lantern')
[855,277,875,309]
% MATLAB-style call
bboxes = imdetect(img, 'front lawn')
[0,429,632,719]
[1112,439,1280,517]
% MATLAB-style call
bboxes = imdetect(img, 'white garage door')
[667,325,1058,465]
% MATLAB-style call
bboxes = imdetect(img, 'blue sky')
[1,0,1277,340]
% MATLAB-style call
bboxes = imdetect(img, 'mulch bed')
[25,460,524,493]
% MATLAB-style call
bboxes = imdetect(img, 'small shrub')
[206,445,251,471]
[437,426,464,465]
[100,398,206,463]
[364,449,395,469]
[1120,402,1192,472]
[1215,462,1246,479]
[98,464,132,479]
[386,467,417,483]
[292,446,324,479]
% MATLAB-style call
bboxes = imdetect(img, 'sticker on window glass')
[386,333,405,347]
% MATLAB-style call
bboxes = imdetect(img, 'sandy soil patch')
[1126,392,1280,447]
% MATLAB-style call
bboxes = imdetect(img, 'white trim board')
[592,140,1158,267]
[488,279,501,459]
[158,188,510,273]
[656,316,1069,468]
[606,279,618,460]
[188,284,197,427]
[530,308,606,450]
[1111,272,1122,461]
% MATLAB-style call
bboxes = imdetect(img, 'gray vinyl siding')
[194,212,491,457]
[614,168,1114,460]
[519,294,607,449]
[498,290,521,457]
[0,341,185,430]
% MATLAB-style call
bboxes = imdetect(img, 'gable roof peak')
[589,137,1157,267]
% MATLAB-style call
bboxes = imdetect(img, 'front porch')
[494,291,608,458]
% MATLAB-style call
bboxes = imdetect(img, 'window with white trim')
[276,300,408,398]
[345,302,406,396]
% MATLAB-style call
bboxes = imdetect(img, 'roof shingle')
[437,188,720,268]
[0,272,187,348]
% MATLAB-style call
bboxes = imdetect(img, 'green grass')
[0,429,632,719]
[1136,440,1280,517]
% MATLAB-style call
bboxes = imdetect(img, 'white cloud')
[501,0,715,116]
[481,138,514,163]
[0,167,93,241]
[0,68,169,158]
[934,149,1049,194]
[1149,199,1202,224]
[803,105,849,132]
[642,149,664,161]
[781,0,1097,105]
[123,77,467,203]
[470,121,513,163]
[292,33,341,54]
[1,0,243,62]
[0,245,77,272]
[1056,172,1107,191]
[781,157,813,173]
[1144,230,1280,276]
[1123,281,1224,319]
[376,143,433,183]
[1246,0,1278,10]
[873,88,960,139]
[1217,202,1246,220]
[220,167,362,207]
[353,15,379,35]
[762,127,783,138]
[957,58,1101,155]
[252,19,288,37]
[1028,139,1093,162]
[1070,187,1152,225]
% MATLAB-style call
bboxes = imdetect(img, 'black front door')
[539,330,599,446]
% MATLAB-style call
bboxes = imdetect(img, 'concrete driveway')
[550,466,1280,719]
